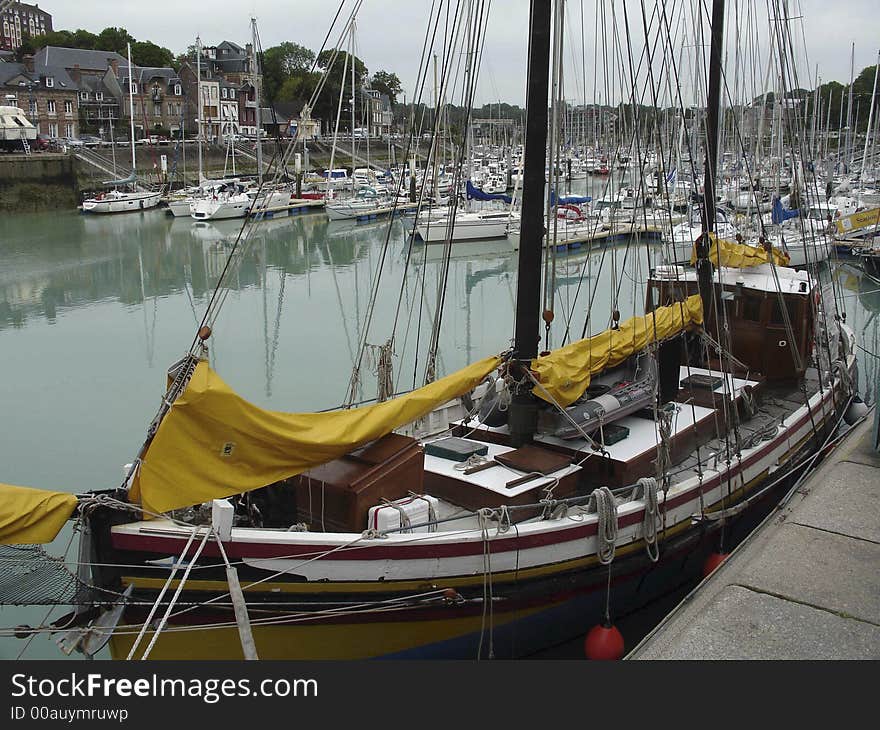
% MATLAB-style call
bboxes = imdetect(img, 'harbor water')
[0,204,876,659]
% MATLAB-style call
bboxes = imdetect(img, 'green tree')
[370,70,402,105]
[131,40,175,68]
[95,27,136,55]
[261,42,316,102]
[28,29,73,49]
[313,49,368,128]
[69,29,98,49]
[277,72,321,104]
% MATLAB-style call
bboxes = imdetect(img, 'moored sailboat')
[0,0,861,661]
[81,44,162,215]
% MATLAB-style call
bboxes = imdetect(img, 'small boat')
[81,44,162,215]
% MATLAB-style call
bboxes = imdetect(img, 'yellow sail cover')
[531,295,703,408]
[835,207,880,236]
[130,355,502,516]
[689,233,789,268]
[0,483,78,545]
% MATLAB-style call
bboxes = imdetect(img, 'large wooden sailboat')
[0,1,860,660]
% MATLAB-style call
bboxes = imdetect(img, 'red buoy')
[703,552,729,577]
[584,623,625,660]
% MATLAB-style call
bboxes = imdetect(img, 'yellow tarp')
[835,207,880,236]
[690,232,789,268]
[0,483,78,545]
[130,355,502,516]
[531,294,704,408]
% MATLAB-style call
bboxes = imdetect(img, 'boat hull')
[82,191,163,214]
[92,370,850,660]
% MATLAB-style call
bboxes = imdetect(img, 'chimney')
[70,64,81,85]
[22,54,34,73]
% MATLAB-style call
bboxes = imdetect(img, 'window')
[96,92,103,101]
[48,122,57,137]
[221,88,227,99]
[229,89,235,99]
[80,91,88,101]
[153,103,161,117]
[45,76,54,88]
[174,84,181,96]
[46,100,56,114]
[131,82,138,94]
[64,100,72,115]
[29,100,37,117]
[66,122,73,137]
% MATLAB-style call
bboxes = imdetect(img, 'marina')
[1,0,879,664]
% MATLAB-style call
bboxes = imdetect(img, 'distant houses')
[1,35,394,143]
[0,41,266,142]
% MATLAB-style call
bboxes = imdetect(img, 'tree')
[313,49,368,127]
[69,29,98,49]
[95,27,136,55]
[262,42,316,102]
[277,72,320,104]
[371,70,402,105]
[174,45,198,72]
[131,41,175,69]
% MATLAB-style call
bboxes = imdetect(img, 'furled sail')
[531,295,704,408]
[690,232,789,268]
[771,196,799,224]
[466,180,512,204]
[0,483,79,545]
[130,355,502,516]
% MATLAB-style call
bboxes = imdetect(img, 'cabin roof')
[652,264,814,296]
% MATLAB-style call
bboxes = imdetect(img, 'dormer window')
[174,84,181,96]
[96,92,103,101]
[45,76,54,88]
[221,88,227,99]
[131,82,138,93]
[80,91,89,100]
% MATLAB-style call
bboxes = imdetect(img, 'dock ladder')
[20,130,31,155]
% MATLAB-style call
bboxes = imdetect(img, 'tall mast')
[508,0,552,447]
[252,18,263,185]
[696,0,725,326]
[127,43,136,174]
[860,50,880,186]
[196,36,203,184]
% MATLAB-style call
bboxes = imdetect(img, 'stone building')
[0,54,78,138]
[1,2,52,52]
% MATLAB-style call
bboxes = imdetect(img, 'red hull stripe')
[111,391,836,561]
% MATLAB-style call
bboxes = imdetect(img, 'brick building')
[0,54,78,138]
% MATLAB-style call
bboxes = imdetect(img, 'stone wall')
[0,154,80,212]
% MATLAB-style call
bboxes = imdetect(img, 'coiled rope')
[635,477,660,563]
[591,486,618,565]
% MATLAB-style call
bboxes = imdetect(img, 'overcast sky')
[54,1,879,105]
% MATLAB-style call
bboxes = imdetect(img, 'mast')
[196,36,203,184]
[508,0,552,447]
[252,19,263,186]
[127,43,136,175]
[860,50,880,186]
[696,0,725,327]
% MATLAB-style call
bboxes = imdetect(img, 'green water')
[0,202,876,659]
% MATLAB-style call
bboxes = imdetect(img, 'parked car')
[79,135,101,147]
[34,134,51,151]
[64,137,84,148]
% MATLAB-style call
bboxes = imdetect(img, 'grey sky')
[54,1,879,105]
